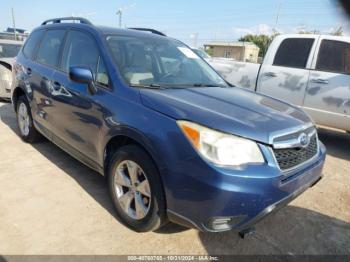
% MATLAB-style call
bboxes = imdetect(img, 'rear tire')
[107,144,167,232]
[16,96,42,143]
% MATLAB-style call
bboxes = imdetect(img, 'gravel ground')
[0,101,349,255]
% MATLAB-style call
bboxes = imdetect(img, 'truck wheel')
[16,96,42,143]
[107,144,167,232]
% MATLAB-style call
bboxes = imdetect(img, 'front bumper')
[166,142,326,232]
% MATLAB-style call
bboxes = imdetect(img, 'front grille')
[273,135,318,171]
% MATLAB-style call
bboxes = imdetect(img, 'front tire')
[16,96,41,143]
[108,145,167,232]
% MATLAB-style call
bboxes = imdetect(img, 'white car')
[0,39,22,99]
[210,34,350,132]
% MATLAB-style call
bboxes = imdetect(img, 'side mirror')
[69,66,97,95]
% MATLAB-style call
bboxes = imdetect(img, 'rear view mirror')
[69,66,97,95]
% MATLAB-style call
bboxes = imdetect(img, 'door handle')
[264,72,277,78]
[26,67,32,76]
[50,81,62,96]
[48,81,62,96]
[52,81,62,91]
[310,78,329,85]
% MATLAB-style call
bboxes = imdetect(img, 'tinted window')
[62,30,109,86]
[61,31,99,74]
[0,44,22,58]
[316,40,350,74]
[37,30,65,67]
[22,30,44,59]
[273,38,314,68]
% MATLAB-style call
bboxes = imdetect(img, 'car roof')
[35,23,168,40]
[275,33,350,43]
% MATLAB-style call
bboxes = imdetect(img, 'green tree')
[298,29,320,34]
[205,47,214,56]
[330,26,343,36]
[238,34,275,57]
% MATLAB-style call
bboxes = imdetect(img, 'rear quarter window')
[22,30,44,59]
[273,38,314,69]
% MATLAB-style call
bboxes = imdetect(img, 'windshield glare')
[106,35,227,88]
[193,49,211,59]
[0,44,22,58]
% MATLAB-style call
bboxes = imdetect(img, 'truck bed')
[209,59,261,90]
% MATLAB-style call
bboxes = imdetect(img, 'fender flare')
[101,125,166,173]
[11,85,31,111]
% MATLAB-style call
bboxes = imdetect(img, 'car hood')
[140,86,312,144]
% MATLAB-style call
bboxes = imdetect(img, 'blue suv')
[12,18,326,233]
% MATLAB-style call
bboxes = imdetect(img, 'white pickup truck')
[210,34,350,132]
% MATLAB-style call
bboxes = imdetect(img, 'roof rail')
[42,17,92,26]
[128,28,166,36]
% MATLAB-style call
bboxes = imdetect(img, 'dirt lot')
[0,101,349,255]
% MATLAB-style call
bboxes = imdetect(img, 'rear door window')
[22,30,44,59]
[36,30,66,67]
[316,40,350,74]
[273,38,314,68]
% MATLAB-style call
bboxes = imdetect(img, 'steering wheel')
[159,72,178,82]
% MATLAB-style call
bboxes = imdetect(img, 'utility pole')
[116,4,136,28]
[274,0,282,34]
[11,8,17,40]
[191,33,198,48]
[116,9,122,28]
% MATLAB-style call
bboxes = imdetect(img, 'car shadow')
[0,102,118,218]
[317,127,350,161]
[0,102,349,254]
[0,102,189,232]
[198,205,350,254]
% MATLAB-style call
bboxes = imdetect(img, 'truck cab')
[258,34,350,132]
[211,34,350,132]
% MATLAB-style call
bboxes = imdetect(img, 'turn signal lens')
[179,123,200,148]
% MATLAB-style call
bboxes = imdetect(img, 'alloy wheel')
[18,102,30,137]
[114,160,151,220]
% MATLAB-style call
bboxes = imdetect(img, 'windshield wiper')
[158,83,227,88]
[191,83,227,87]
[130,83,164,89]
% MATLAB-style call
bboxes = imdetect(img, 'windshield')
[193,49,211,59]
[106,35,227,88]
[0,44,22,58]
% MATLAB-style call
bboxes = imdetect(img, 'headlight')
[178,121,264,167]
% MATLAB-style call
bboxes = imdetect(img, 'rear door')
[21,29,66,136]
[303,37,350,131]
[256,36,317,106]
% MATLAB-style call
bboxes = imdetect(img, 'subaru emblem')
[298,133,310,147]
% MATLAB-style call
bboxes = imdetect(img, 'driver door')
[49,30,110,164]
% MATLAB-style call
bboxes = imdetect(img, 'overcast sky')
[0,0,348,46]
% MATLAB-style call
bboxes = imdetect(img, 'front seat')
[124,47,154,85]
